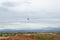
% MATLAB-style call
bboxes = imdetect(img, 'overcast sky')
[0,0,60,30]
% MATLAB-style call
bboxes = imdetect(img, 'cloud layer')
[0,0,60,30]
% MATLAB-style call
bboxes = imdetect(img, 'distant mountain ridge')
[0,27,60,32]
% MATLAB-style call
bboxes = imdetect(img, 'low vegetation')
[37,34,54,40]
[0,32,60,40]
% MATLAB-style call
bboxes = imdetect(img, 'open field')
[0,32,60,40]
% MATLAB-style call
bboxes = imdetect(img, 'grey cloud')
[0,5,60,27]
[0,0,60,29]
[0,7,60,22]
[2,2,16,7]
[24,0,32,4]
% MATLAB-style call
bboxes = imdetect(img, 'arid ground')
[0,33,60,40]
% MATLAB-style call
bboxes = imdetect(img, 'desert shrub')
[56,32,60,35]
[37,36,46,40]
[37,35,54,40]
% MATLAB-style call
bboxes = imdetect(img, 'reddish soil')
[39,33,60,40]
[53,35,60,40]
[0,33,60,40]
[0,34,38,40]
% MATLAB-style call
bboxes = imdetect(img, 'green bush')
[37,35,54,40]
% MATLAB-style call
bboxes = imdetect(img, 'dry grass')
[0,33,60,40]
[0,34,38,40]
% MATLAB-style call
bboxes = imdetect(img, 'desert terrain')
[0,32,60,40]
